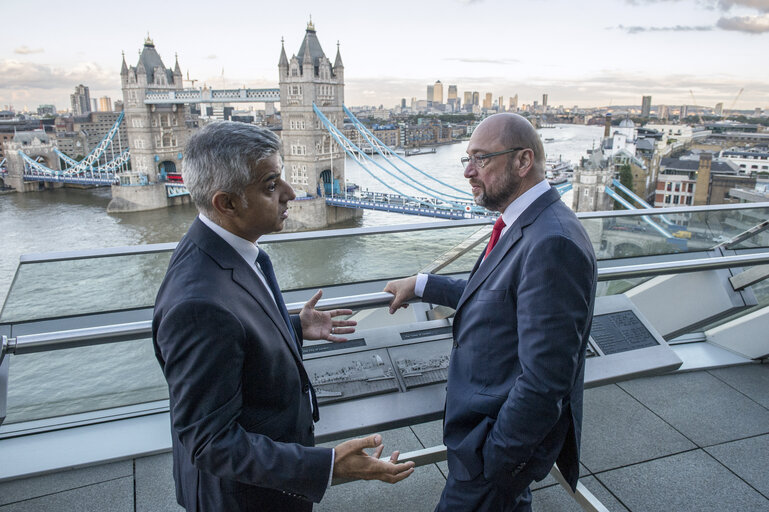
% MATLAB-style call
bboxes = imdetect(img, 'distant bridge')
[16,112,128,186]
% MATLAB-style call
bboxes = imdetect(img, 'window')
[665,195,671,204]
[666,182,672,191]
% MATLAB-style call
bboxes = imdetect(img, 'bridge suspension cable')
[313,104,483,213]
[604,186,673,238]
[342,105,472,201]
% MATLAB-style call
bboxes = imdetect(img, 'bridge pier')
[284,197,362,232]
[107,183,189,213]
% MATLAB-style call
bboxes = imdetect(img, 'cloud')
[444,57,519,65]
[717,0,769,12]
[15,46,44,55]
[716,13,769,31]
[615,24,714,33]
[0,60,117,90]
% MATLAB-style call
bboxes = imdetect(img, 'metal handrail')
[2,250,768,360]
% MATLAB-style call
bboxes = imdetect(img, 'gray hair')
[182,121,281,215]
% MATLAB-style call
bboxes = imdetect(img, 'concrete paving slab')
[596,449,769,512]
[317,462,446,512]
[409,419,444,448]
[317,425,424,454]
[134,453,184,512]
[0,476,133,512]
[0,460,131,506]
[708,364,769,409]
[618,371,769,446]
[532,475,629,512]
[580,384,695,472]
[705,433,769,499]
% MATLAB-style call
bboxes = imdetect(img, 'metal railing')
[3,250,768,362]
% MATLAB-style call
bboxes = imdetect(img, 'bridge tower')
[3,132,62,193]
[280,21,361,230]
[109,36,191,212]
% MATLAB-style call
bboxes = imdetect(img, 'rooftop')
[1,365,767,511]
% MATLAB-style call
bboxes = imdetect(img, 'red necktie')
[484,216,506,259]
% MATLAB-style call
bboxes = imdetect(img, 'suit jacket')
[422,187,597,493]
[152,218,332,512]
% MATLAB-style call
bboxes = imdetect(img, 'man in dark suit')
[385,113,597,511]
[153,121,414,512]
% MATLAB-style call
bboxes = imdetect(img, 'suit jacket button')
[302,384,310,393]
[310,424,315,433]
[452,341,458,348]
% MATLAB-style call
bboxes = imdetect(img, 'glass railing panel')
[0,252,172,324]
[2,205,767,324]
[3,337,167,425]
[581,205,769,261]
[249,224,485,290]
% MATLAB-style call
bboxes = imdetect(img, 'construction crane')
[728,88,744,117]
[688,90,705,125]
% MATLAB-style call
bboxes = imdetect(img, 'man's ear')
[211,191,238,218]
[517,148,534,177]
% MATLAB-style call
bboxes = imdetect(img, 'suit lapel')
[455,187,561,312]
[187,219,303,362]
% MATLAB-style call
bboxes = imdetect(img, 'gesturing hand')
[299,289,357,342]
[333,434,415,484]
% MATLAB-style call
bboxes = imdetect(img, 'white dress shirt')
[414,179,552,296]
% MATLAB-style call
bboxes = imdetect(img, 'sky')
[1,0,768,112]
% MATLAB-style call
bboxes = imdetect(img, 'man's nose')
[282,181,296,201]
[463,163,477,179]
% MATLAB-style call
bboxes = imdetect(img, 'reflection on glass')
[1,252,172,323]
[5,338,167,424]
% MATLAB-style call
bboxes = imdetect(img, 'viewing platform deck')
[1,364,766,511]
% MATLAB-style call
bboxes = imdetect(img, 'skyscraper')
[483,92,492,110]
[99,96,113,112]
[433,80,443,105]
[641,95,652,118]
[70,84,91,115]
[715,102,724,116]
[542,93,548,110]
[472,91,480,106]
[447,85,458,111]
[510,94,518,111]
[426,84,434,106]
[498,96,504,112]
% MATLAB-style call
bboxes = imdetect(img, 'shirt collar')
[500,179,551,233]
[198,213,261,266]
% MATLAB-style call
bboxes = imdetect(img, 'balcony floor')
[1,364,768,512]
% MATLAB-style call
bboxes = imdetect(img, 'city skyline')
[1,0,768,112]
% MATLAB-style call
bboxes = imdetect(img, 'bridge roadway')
[143,88,280,104]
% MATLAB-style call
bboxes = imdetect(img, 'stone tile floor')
[1,364,768,511]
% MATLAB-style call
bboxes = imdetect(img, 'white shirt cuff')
[414,273,428,298]
[328,449,335,488]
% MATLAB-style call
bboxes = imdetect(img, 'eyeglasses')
[460,147,527,169]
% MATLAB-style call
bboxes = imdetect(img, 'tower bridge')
[3,21,581,227]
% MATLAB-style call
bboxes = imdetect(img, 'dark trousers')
[435,471,533,512]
